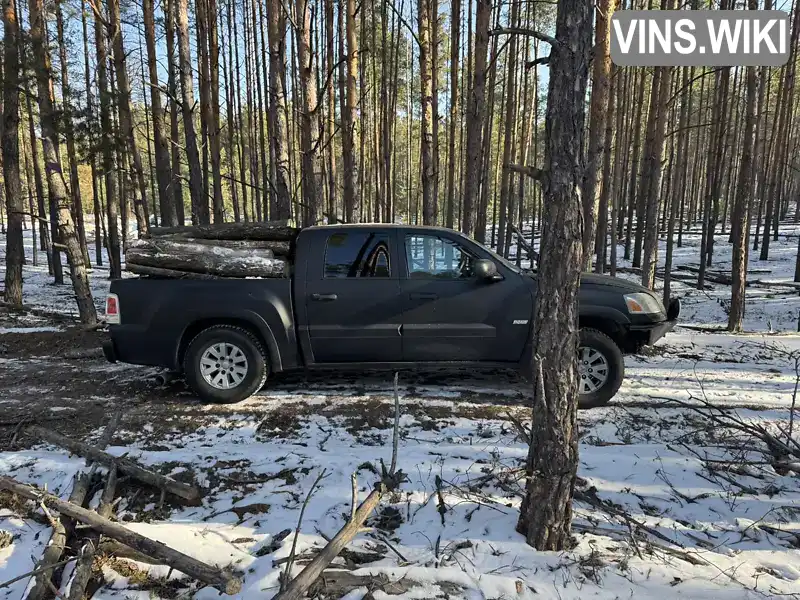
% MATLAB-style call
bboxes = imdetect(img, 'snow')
[1,218,800,598]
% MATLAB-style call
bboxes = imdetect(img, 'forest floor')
[1,223,800,599]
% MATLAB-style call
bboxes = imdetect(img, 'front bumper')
[627,297,681,347]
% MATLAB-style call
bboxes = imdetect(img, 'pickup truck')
[102,224,680,408]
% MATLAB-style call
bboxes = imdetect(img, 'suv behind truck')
[103,224,680,408]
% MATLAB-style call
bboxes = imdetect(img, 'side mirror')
[474,259,501,281]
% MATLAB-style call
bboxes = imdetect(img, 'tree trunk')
[108,0,150,235]
[341,0,359,222]
[419,0,435,225]
[461,0,490,236]
[496,0,520,255]
[582,0,615,267]
[641,63,672,289]
[445,0,461,229]
[95,5,122,279]
[731,66,759,327]
[176,0,207,224]
[208,0,225,222]
[516,0,592,551]
[165,0,185,225]
[81,0,103,265]
[294,0,323,226]
[267,0,292,219]
[325,0,337,221]
[55,0,90,266]
[28,0,97,323]
[143,0,176,227]
[594,65,617,274]
[2,0,23,307]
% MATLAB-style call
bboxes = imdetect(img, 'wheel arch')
[177,313,282,373]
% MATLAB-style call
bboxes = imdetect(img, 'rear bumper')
[102,339,118,363]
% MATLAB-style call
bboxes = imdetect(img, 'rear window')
[324,232,391,278]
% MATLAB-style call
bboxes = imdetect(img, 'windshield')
[456,232,523,274]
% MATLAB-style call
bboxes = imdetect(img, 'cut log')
[181,237,292,256]
[0,477,241,595]
[126,239,288,278]
[25,426,201,503]
[126,264,224,280]
[145,220,299,241]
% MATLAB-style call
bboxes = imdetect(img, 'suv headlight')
[624,292,664,315]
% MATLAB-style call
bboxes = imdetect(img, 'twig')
[281,469,327,591]
[0,559,73,590]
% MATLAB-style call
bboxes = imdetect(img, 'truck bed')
[106,277,295,370]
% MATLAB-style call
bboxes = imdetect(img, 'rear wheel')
[577,328,624,409]
[184,325,268,404]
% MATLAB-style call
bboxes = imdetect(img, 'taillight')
[105,293,120,324]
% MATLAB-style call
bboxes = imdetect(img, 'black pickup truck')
[103,224,679,408]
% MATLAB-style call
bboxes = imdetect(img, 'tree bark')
[582,0,615,267]
[108,0,150,235]
[2,0,23,307]
[516,0,592,550]
[55,0,90,267]
[28,0,97,323]
[147,220,298,241]
[731,67,759,327]
[641,64,672,289]
[165,0,185,225]
[143,0,176,227]
[341,0,359,222]
[95,6,122,279]
[444,0,460,229]
[267,0,292,219]
[418,0,435,225]
[176,0,208,224]
[461,0,490,236]
[294,0,323,226]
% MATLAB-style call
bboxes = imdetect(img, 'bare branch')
[504,163,546,181]
[489,27,558,47]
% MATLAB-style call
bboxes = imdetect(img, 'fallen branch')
[0,477,240,595]
[26,413,120,599]
[273,373,406,600]
[25,426,201,503]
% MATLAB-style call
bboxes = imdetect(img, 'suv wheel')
[184,325,268,404]
[577,328,624,409]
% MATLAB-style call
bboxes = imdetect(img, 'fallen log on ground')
[0,477,241,595]
[25,426,201,503]
[126,239,288,279]
[67,465,118,600]
[145,220,299,241]
[26,413,120,600]
[306,570,464,598]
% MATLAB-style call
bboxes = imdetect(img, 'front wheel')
[577,328,624,409]
[184,325,268,404]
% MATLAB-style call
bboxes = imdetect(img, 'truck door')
[302,228,404,363]
[399,231,531,362]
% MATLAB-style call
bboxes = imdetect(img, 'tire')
[577,328,624,409]
[183,325,268,404]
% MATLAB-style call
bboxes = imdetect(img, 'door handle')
[409,293,438,300]
[311,293,338,301]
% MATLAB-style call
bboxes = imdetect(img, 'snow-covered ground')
[1,219,799,599]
